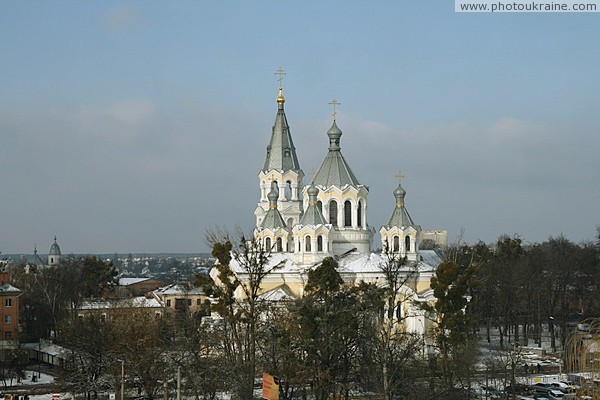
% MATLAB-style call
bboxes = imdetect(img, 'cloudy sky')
[1,2,599,254]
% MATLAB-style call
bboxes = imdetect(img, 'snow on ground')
[2,370,54,387]
[28,394,70,400]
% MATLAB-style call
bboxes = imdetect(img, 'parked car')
[549,382,572,393]
[506,383,533,395]
[532,382,552,393]
[546,389,564,399]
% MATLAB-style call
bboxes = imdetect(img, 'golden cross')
[329,99,340,121]
[395,170,404,184]
[308,168,318,182]
[274,67,286,87]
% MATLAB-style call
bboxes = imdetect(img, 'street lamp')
[121,360,125,400]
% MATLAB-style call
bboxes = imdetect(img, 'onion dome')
[312,120,360,187]
[386,184,416,228]
[299,185,327,226]
[260,188,287,229]
[49,236,61,256]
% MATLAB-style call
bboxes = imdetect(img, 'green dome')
[49,236,61,256]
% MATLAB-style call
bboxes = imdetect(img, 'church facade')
[228,82,442,335]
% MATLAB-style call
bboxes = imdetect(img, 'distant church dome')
[49,236,61,256]
[48,236,62,267]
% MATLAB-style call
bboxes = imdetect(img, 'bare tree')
[199,228,281,400]
[377,248,422,400]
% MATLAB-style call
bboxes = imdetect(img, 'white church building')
[225,79,444,335]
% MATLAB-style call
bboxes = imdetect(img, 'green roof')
[260,189,288,229]
[262,93,301,172]
[312,120,360,187]
[299,185,327,226]
[385,184,417,229]
[49,236,61,256]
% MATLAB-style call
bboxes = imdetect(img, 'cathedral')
[227,78,443,335]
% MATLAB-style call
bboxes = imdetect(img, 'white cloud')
[487,117,544,147]
[104,5,139,29]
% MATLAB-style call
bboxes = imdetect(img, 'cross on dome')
[274,67,286,88]
[328,99,340,121]
[395,170,404,184]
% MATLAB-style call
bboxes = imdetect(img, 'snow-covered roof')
[154,283,204,296]
[118,277,151,286]
[78,296,163,310]
[22,341,68,357]
[229,252,301,275]
[258,284,297,302]
[229,250,439,277]
[0,283,22,294]
[419,249,443,269]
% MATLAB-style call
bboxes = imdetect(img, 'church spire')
[255,69,305,231]
[262,69,300,172]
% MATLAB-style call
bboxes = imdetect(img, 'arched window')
[405,236,411,252]
[357,201,363,227]
[393,236,400,252]
[276,237,283,252]
[317,235,323,252]
[271,180,279,193]
[317,201,322,214]
[344,200,352,227]
[396,301,403,320]
[329,200,338,226]
[285,180,292,200]
[265,237,271,251]
[287,218,294,227]
[305,235,312,252]
[384,238,389,253]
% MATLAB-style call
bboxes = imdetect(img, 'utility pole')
[120,359,125,400]
[176,366,181,400]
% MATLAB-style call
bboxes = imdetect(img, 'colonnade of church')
[293,233,330,254]
[263,236,289,252]
[316,198,367,230]
[260,234,331,254]
[382,234,417,256]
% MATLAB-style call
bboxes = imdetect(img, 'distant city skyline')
[1,2,599,254]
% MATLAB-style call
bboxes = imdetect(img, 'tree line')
[462,233,600,352]
[5,228,599,399]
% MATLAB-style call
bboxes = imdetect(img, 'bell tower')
[255,69,304,229]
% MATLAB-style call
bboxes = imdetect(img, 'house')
[152,283,207,316]
[116,277,165,298]
[0,271,22,350]
[76,296,164,321]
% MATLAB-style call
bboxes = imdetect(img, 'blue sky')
[1,1,599,254]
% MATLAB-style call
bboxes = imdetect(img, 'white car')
[546,389,564,399]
